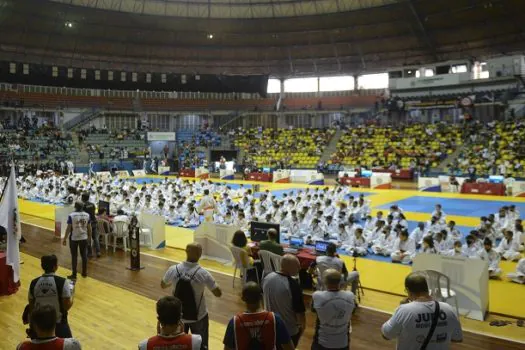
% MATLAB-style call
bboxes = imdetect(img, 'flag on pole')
[0,165,21,283]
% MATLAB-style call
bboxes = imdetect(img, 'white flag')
[0,166,21,283]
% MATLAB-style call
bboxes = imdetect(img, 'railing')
[0,82,385,101]
[63,109,101,130]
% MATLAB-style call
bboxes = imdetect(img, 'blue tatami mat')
[377,196,525,218]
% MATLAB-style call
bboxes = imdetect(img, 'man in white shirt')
[62,202,92,280]
[312,269,355,350]
[161,243,222,350]
[381,272,463,350]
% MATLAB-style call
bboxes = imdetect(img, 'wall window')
[319,76,354,92]
[358,73,388,89]
[284,77,318,93]
[267,78,281,93]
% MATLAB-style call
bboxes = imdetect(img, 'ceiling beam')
[405,0,438,61]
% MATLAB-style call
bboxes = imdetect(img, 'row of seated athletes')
[16,176,249,205]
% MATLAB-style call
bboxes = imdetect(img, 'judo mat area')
[18,175,525,319]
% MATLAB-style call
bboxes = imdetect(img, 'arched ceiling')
[48,0,398,19]
[1,0,525,76]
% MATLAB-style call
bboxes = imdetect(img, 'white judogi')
[198,195,216,222]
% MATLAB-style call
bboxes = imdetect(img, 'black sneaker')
[67,274,77,280]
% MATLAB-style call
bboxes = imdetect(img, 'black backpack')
[237,312,270,350]
[174,266,202,321]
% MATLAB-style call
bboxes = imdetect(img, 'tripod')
[351,253,365,304]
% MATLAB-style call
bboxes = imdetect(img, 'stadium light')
[207,33,214,39]
[65,21,73,28]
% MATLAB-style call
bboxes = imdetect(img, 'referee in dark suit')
[81,192,100,258]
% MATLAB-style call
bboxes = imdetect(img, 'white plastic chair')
[258,250,283,278]
[422,270,460,316]
[97,219,110,251]
[112,221,129,253]
[230,246,259,287]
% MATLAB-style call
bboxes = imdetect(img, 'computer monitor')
[289,237,304,248]
[314,241,330,255]
[98,200,110,215]
[250,221,280,243]
[262,167,271,173]
[488,175,504,184]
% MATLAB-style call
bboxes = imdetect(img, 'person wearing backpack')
[223,282,295,350]
[381,272,463,350]
[138,296,201,350]
[161,243,222,350]
[27,255,74,339]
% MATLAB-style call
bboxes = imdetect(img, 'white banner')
[96,171,112,180]
[370,173,392,189]
[147,132,176,141]
[510,181,525,197]
[196,167,210,179]
[418,177,441,192]
[132,170,146,177]
[115,170,130,177]
[273,169,291,183]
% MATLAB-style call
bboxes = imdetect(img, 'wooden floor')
[2,223,524,350]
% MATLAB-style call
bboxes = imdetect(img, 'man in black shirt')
[81,192,100,258]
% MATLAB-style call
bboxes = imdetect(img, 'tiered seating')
[141,97,276,112]
[0,91,133,110]
[282,95,377,110]
[456,121,525,176]
[332,123,462,168]
[234,128,335,168]
[84,133,146,159]
[0,129,76,161]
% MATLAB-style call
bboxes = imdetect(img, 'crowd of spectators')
[330,122,461,171]
[232,126,335,169]
[450,120,525,177]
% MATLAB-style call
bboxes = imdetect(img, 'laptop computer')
[314,241,330,256]
[289,237,304,249]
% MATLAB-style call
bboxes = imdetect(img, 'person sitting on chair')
[309,242,359,291]
[259,228,284,256]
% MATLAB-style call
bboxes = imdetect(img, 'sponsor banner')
[273,170,291,183]
[132,170,146,177]
[196,167,210,179]
[418,177,441,192]
[147,132,176,141]
[371,173,392,189]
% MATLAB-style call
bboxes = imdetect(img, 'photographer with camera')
[381,272,462,350]
[18,305,81,350]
